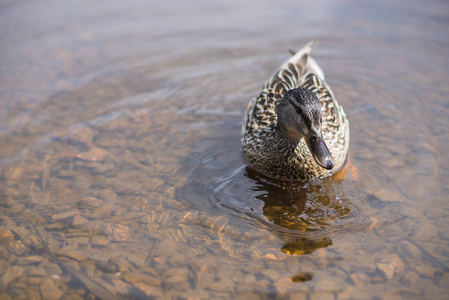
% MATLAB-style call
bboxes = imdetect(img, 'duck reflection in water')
[244,167,354,256]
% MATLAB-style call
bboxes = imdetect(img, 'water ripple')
[180,137,372,245]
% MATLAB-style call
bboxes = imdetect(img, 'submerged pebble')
[76,147,109,162]
[72,215,89,227]
[2,266,24,289]
[0,227,15,244]
[40,278,63,300]
[17,255,44,265]
[52,210,80,221]
[104,224,129,242]
[7,240,30,256]
[79,197,103,208]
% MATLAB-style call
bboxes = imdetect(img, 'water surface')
[1,0,449,299]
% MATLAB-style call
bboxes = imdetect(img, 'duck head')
[277,87,334,170]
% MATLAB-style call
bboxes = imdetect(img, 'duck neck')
[273,125,301,156]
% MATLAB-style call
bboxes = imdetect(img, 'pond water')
[1,0,448,299]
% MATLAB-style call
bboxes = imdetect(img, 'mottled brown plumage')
[241,41,349,180]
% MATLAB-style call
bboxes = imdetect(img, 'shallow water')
[1,0,449,299]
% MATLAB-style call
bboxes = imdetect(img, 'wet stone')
[41,260,62,276]
[0,197,15,208]
[98,189,117,202]
[111,179,137,195]
[68,126,94,145]
[399,218,415,233]
[89,162,115,175]
[313,278,345,293]
[9,226,30,240]
[273,277,294,294]
[90,205,115,219]
[96,259,117,273]
[384,224,408,243]
[28,276,44,285]
[0,244,8,256]
[208,277,235,293]
[350,272,372,284]
[77,146,109,162]
[111,279,132,295]
[87,220,107,233]
[78,197,103,208]
[91,235,110,246]
[139,266,159,278]
[4,167,25,180]
[196,272,215,290]
[437,273,449,289]
[252,279,270,291]
[8,289,27,300]
[109,256,130,272]
[261,268,279,281]
[104,224,129,242]
[375,189,407,203]
[56,169,77,178]
[23,209,46,224]
[165,267,190,285]
[26,266,47,277]
[144,178,165,192]
[8,203,26,214]
[424,209,443,220]
[2,266,24,289]
[413,222,438,242]
[29,289,43,300]
[72,215,89,227]
[0,226,15,244]
[7,240,30,256]
[342,288,372,300]
[52,210,80,221]
[133,282,164,298]
[104,216,122,223]
[439,227,449,241]
[94,134,122,148]
[46,223,65,231]
[169,253,186,267]
[241,274,256,286]
[390,254,405,273]
[288,292,308,300]
[58,147,80,162]
[151,256,167,268]
[64,294,84,300]
[393,240,422,261]
[122,272,162,287]
[9,226,28,239]
[80,261,96,277]
[17,255,44,265]
[40,278,63,300]
[61,250,87,262]
[400,271,420,286]
[415,264,437,277]
[376,260,394,279]
[399,206,422,219]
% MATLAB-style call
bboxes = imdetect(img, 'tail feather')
[279,41,325,81]
[279,40,318,70]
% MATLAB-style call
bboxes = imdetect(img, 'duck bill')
[305,130,335,170]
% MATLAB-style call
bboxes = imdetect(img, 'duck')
[241,41,350,180]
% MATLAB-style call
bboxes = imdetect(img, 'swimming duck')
[241,41,350,180]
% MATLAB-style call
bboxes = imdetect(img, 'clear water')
[1,0,448,299]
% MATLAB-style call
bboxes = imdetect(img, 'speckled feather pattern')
[241,43,350,180]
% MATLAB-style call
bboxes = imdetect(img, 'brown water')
[1,0,449,299]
